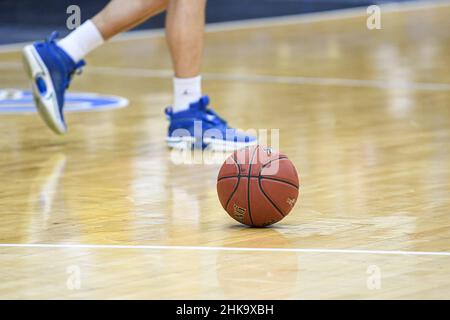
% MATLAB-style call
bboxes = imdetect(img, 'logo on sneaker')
[0,89,128,113]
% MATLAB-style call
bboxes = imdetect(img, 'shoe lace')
[197,96,228,127]
[66,60,85,89]
[164,96,228,127]
[47,31,86,89]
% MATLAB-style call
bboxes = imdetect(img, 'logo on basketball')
[286,197,296,208]
[233,204,246,223]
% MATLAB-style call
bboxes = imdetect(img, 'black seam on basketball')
[224,175,299,189]
[218,154,240,182]
[259,176,299,189]
[224,156,241,210]
[217,176,239,182]
[247,146,259,226]
[230,154,240,173]
[257,177,286,218]
[258,156,299,188]
[224,177,240,211]
[258,156,293,217]
[261,156,288,169]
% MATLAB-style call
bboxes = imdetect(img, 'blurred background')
[0,0,417,44]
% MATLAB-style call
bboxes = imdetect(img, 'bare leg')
[162,0,256,150]
[93,0,169,40]
[165,0,207,78]
[58,0,169,63]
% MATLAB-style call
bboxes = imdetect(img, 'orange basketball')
[217,145,299,227]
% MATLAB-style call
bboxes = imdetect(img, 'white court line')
[1,61,449,91]
[0,243,449,257]
[0,0,449,52]
[87,65,450,92]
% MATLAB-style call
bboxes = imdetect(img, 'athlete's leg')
[165,0,205,78]
[23,0,168,134]
[164,0,205,114]
[58,0,169,64]
[163,0,257,150]
[165,0,205,112]
[92,0,168,41]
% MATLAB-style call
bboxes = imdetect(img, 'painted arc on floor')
[0,88,129,114]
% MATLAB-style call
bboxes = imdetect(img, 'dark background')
[0,0,416,44]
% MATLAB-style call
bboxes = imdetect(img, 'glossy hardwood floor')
[0,3,449,299]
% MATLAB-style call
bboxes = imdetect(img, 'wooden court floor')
[0,3,449,299]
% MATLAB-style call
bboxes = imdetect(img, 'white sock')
[172,76,202,112]
[57,20,104,63]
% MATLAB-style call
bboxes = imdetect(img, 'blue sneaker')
[22,32,85,134]
[165,96,258,151]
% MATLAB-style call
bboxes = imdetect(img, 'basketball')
[217,145,299,227]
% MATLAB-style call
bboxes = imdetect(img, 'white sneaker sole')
[166,136,258,151]
[22,45,67,135]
